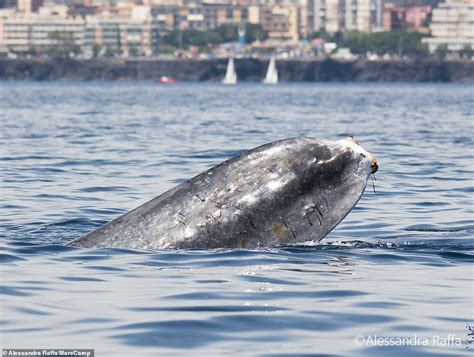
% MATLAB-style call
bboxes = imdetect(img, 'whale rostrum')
[68,137,378,250]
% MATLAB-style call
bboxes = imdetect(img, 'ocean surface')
[0,82,473,356]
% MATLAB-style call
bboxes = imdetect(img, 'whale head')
[255,136,377,246]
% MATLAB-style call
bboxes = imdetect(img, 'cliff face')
[0,58,472,82]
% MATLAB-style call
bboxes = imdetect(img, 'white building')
[422,0,474,52]
[0,13,85,52]
[0,8,159,56]
[84,15,159,56]
[307,0,384,33]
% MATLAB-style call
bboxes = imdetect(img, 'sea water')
[0,82,473,356]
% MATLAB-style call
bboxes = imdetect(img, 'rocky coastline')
[0,58,472,82]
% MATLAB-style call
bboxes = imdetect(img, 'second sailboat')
[262,55,278,84]
[222,57,237,84]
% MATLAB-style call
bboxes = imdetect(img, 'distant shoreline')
[0,58,472,82]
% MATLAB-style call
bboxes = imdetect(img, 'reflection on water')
[0,82,472,356]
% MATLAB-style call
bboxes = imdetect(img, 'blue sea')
[0,82,473,356]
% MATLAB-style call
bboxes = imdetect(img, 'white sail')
[222,57,237,84]
[262,55,278,84]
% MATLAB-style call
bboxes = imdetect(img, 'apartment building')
[0,6,159,55]
[84,15,159,55]
[422,0,474,51]
[307,0,384,33]
[0,13,85,51]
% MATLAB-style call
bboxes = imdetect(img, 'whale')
[68,137,378,250]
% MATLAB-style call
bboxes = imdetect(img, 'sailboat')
[222,57,237,84]
[262,55,278,84]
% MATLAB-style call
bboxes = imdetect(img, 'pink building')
[384,4,432,32]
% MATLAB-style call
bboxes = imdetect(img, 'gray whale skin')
[68,137,378,250]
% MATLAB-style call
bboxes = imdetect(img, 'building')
[307,0,384,34]
[151,5,181,31]
[82,7,160,56]
[349,0,384,32]
[202,2,248,28]
[18,0,44,13]
[0,6,159,55]
[405,4,431,30]
[0,12,85,52]
[83,16,159,56]
[383,4,432,32]
[260,5,299,41]
[0,0,16,8]
[422,0,474,51]
[145,2,250,32]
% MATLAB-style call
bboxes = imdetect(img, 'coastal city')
[0,0,472,60]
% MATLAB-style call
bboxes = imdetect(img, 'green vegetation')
[309,30,343,43]
[459,45,473,58]
[128,46,139,57]
[435,44,448,59]
[92,43,101,58]
[311,30,428,56]
[162,24,268,49]
[46,31,80,58]
[163,29,221,48]
[216,23,268,43]
[339,31,427,55]
[103,46,122,58]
